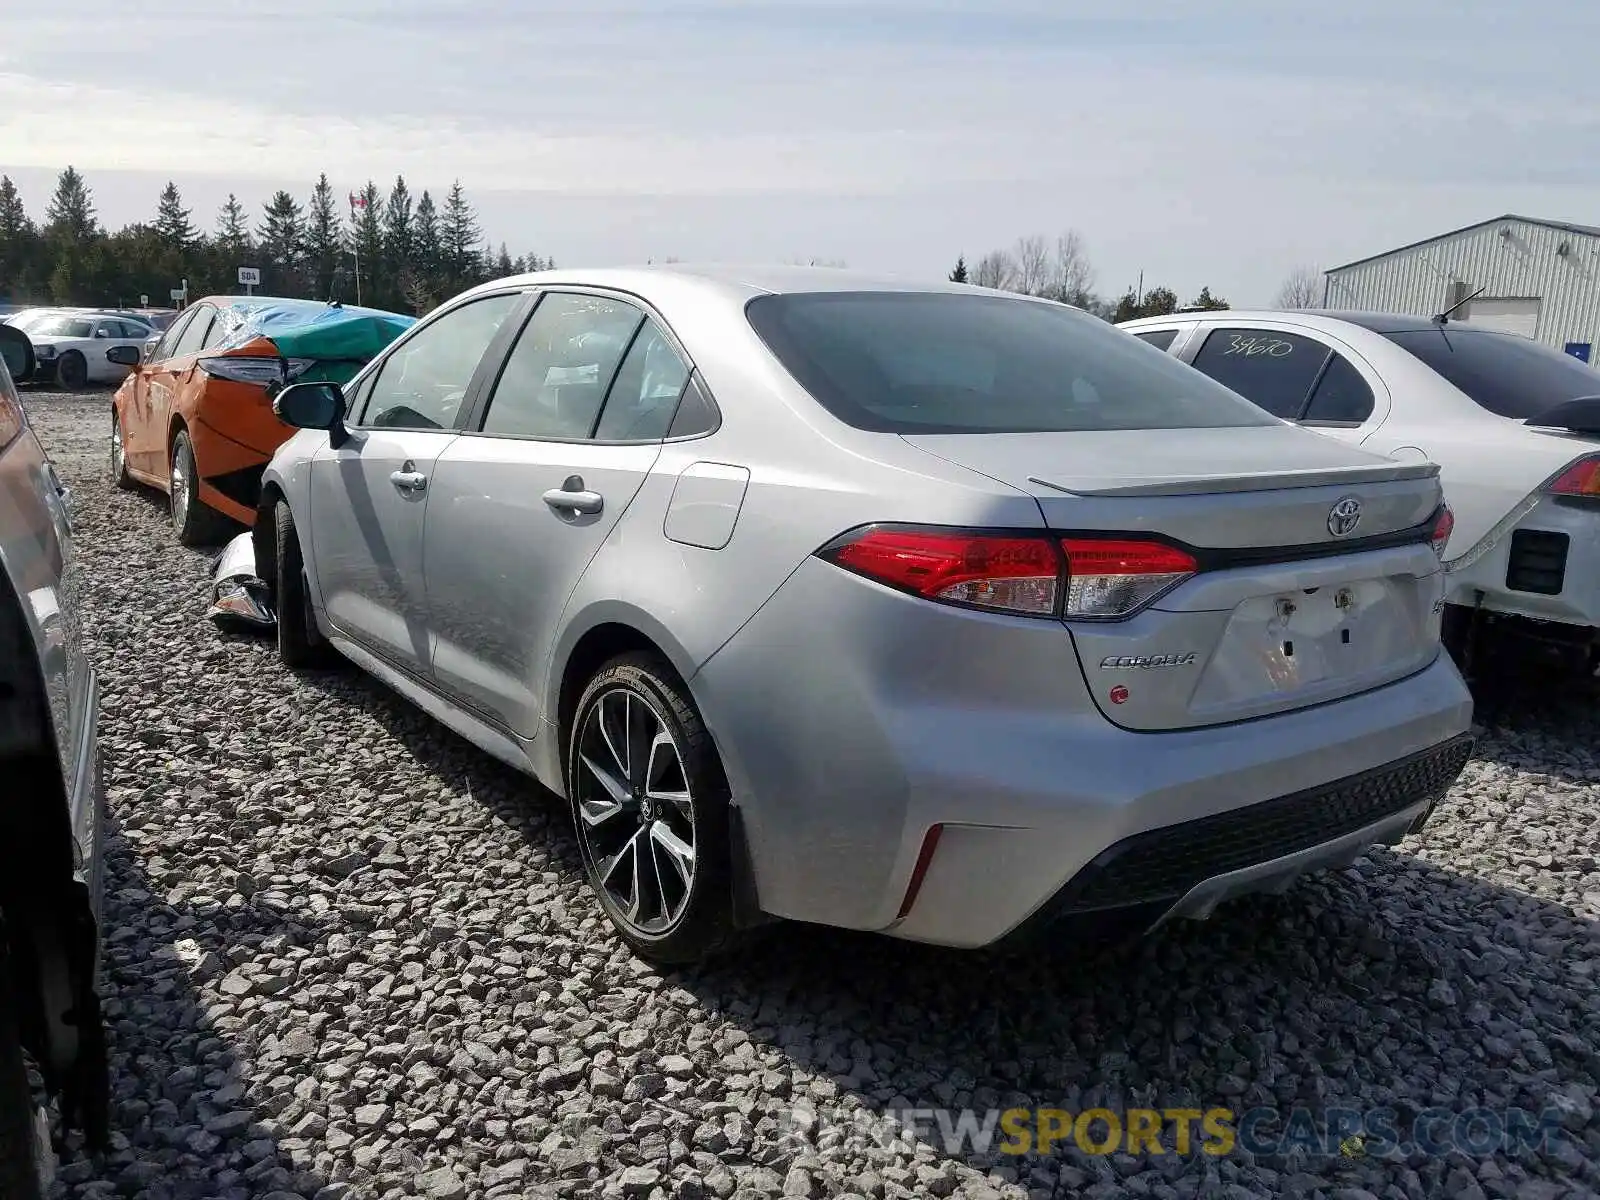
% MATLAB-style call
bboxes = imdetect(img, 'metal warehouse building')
[1323,215,1600,363]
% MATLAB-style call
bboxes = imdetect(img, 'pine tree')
[350,181,384,307]
[439,180,482,293]
[382,175,415,308]
[42,167,102,303]
[44,167,97,240]
[493,242,515,279]
[403,189,441,313]
[0,176,39,300]
[257,190,305,292]
[304,174,341,301]
[215,194,251,255]
[948,254,969,284]
[1189,285,1229,311]
[154,181,197,249]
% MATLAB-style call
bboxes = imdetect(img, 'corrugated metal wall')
[1322,218,1600,353]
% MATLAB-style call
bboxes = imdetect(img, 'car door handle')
[390,469,428,493]
[543,484,603,516]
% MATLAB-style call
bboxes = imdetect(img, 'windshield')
[746,291,1278,434]
[1384,327,1600,419]
[32,316,94,339]
[8,311,52,332]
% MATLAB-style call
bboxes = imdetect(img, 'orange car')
[109,295,415,544]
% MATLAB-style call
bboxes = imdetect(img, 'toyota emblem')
[1327,496,1363,538]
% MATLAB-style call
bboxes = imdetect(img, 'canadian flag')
[348,192,366,209]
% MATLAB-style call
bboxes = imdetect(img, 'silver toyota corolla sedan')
[216,266,1474,964]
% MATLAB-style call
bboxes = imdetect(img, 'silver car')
[221,266,1474,965]
[0,326,108,1196]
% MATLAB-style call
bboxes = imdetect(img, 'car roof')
[459,263,1026,306]
[1117,307,1535,337]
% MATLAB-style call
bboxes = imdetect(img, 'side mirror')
[105,344,141,367]
[273,381,350,447]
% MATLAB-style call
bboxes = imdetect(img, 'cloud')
[3,0,1600,303]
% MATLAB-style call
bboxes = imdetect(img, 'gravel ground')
[18,388,1600,1200]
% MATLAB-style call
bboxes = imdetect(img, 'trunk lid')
[904,427,1448,731]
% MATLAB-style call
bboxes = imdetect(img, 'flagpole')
[348,192,363,306]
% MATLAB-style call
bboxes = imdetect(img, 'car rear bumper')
[1446,495,1600,627]
[692,556,1475,948]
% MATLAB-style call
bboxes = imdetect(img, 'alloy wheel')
[110,418,124,479]
[574,687,697,935]
[170,444,189,527]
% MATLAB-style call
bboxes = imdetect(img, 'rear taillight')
[1059,538,1197,618]
[0,388,22,450]
[199,356,314,385]
[1430,506,1454,559]
[818,526,1197,619]
[1547,456,1600,498]
[823,527,1060,615]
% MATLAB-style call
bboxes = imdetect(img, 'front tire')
[567,653,739,966]
[0,934,52,1200]
[55,351,86,391]
[169,430,231,547]
[110,410,133,490]
[273,502,339,670]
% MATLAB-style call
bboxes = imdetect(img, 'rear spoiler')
[1525,396,1600,437]
[1030,459,1440,498]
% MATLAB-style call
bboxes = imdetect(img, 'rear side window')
[1385,327,1600,419]
[594,320,691,442]
[744,292,1276,434]
[1302,352,1375,424]
[1132,329,1179,350]
[1189,329,1330,419]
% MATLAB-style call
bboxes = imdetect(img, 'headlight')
[34,344,57,360]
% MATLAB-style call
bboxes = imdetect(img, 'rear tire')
[169,430,231,547]
[55,351,86,391]
[0,934,51,1200]
[274,502,340,670]
[566,653,742,966]
[110,410,133,491]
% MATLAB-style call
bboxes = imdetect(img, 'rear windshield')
[745,292,1279,434]
[1384,327,1600,420]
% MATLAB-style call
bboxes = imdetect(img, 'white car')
[1119,309,1600,670]
[24,312,155,389]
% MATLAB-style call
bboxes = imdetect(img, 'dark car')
[0,324,108,1195]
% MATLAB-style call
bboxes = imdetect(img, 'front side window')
[149,310,196,362]
[359,293,521,430]
[171,307,215,359]
[1385,326,1600,420]
[745,292,1277,434]
[478,292,644,439]
[1188,328,1332,419]
[34,316,95,339]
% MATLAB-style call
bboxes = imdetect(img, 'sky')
[3,0,1600,305]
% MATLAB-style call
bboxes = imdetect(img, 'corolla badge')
[1099,653,1197,669]
[1327,495,1363,538]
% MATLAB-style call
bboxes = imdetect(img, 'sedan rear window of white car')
[745,292,1278,434]
[1386,327,1600,420]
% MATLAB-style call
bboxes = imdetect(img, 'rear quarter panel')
[0,425,90,806]
[538,285,1048,777]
